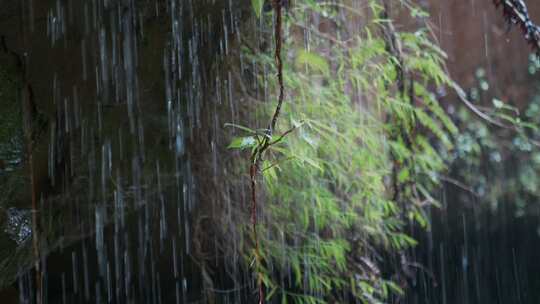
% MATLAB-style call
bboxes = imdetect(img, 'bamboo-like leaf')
[227,136,257,150]
[251,0,264,18]
[296,50,330,74]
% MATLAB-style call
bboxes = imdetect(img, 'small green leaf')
[398,168,410,183]
[492,98,504,109]
[385,281,405,295]
[224,123,257,134]
[266,286,279,300]
[251,0,264,18]
[296,50,330,74]
[227,136,256,149]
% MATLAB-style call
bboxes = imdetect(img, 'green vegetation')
[0,64,24,170]
[449,59,540,217]
[227,1,464,302]
[0,58,33,290]
[0,62,27,213]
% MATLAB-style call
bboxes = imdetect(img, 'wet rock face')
[0,0,255,300]
[4,208,32,245]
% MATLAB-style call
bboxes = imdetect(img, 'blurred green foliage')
[449,58,540,217]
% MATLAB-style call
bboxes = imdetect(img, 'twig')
[269,0,285,134]
[450,81,512,129]
[292,23,349,47]
[438,175,481,197]
[262,156,296,173]
[249,158,264,304]
[493,0,540,54]
[269,123,302,145]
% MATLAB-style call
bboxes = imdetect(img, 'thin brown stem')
[249,1,285,303]
[269,123,300,146]
[269,0,285,133]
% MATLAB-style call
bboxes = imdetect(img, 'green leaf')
[296,50,330,74]
[227,136,257,150]
[251,0,264,18]
[224,123,257,134]
[492,98,504,109]
[266,285,279,300]
[385,281,404,295]
[398,168,410,183]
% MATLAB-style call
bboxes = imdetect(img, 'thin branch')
[262,156,296,173]
[450,81,512,129]
[268,1,285,133]
[269,123,302,145]
[292,23,349,47]
[493,0,540,54]
[438,175,481,197]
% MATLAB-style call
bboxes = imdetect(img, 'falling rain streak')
[1,0,253,303]
[1,0,540,304]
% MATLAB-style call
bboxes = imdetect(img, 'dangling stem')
[249,1,284,303]
[249,157,264,304]
[269,0,285,133]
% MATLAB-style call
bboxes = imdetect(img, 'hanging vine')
[493,0,540,53]
[248,1,286,303]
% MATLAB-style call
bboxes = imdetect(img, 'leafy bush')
[228,1,460,303]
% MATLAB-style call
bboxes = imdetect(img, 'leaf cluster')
[235,1,459,303]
